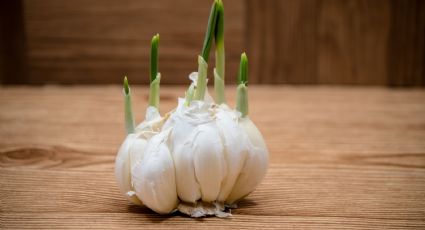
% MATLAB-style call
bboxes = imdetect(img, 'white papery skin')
[114,107,162,205]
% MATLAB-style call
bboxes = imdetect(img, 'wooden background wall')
[1,0,424,86]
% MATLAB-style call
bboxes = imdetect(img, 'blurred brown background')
[1,0,424,86]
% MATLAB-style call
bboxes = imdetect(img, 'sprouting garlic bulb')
[114,0,269,218]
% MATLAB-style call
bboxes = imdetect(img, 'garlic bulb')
[114,0,269,218]
[115,78,269,216]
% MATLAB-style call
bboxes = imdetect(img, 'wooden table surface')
[1,86,424,229]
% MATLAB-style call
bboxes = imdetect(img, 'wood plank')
[22,0,244,84]
[2,213,424,229]
[388,0,425,86]
[1,86,425,228]
[318,0,390,85]
[1,86,424,165]
[246,0,318,84]
[14,0,425,85]
[0,0,28,84]
[1,165,424,220]
[245,0,424,85]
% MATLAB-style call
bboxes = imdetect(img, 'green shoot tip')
[238,52,248,85]
[216,0,223,10]
[201,0,219,62]
[150,34,160,82]
[123,76,130,95]
[215,0,224,44]
[152,33,160,43]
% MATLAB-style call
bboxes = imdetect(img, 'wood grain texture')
[247,0,318,84]
[1,86,425,229]
[2,0,422,85]
[0,0,28,84]
[318,0,390,85]
[246,0,425,85]
[22,0,244,85]
[388,0,425,86]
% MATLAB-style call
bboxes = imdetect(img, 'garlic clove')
[164,98,216,203]
[165,113,197,152]
[192,122,227,202]
[131,129,178,214]
[114,134,143,205]
[173,140,202,203]
[215,105,247,201]
[225,117,269,204]
[132,110,163,163]
[128,131,158,170]
[115,106,163,205]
